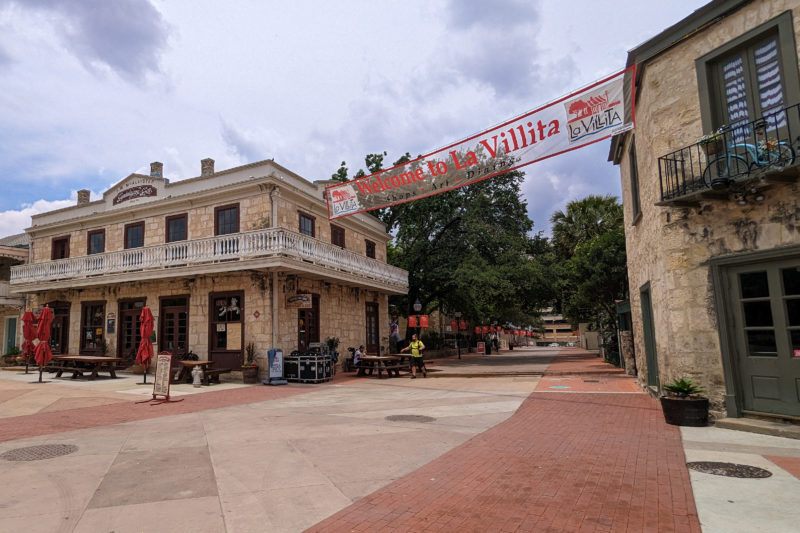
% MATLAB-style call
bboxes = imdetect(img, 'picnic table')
[49,355,124,380]
[174,360,231,385]
[356,355,404,378]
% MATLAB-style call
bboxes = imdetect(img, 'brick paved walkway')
[307,350,701,533]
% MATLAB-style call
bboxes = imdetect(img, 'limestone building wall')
[618,0,800,413]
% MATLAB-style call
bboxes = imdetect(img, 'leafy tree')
[550,195,627,364]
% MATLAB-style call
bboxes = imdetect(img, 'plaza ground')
[0,347,798,532]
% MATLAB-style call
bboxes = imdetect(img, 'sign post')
[264,348,287,386]
[137,352,183,405]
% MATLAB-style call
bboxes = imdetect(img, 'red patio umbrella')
[21,310,37,374]
[136,306,154,384]
[34,306,53,383]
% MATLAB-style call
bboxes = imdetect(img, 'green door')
[640,284,660,389]
[5,318,16,354]
[728,260,800,417]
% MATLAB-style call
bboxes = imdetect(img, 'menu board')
[153,353,172,398]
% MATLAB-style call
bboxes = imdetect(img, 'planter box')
[701,140,724,156]
[660,396,709,427]
[242,366,259,384]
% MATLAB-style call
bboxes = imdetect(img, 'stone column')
[620,330,637,376]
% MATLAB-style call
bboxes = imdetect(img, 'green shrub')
[663,378,704,398]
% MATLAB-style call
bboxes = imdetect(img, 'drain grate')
[1,444,79,462]
[687,461,772,478]
[385,415,436,423]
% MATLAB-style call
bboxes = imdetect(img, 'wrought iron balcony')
[658,103,800,204]
[10,228,408,292]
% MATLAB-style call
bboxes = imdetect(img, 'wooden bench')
[203,368,232,385]
[356,359,403,378]
[44,364,83,378]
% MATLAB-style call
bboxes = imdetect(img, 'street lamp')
[454,311,462,359]
[413,299,422,337]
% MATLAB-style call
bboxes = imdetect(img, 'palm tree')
[550,195,623,259]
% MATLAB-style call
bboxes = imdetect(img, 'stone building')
[0,233,29,356]
[9,158,407,375]
[610,0,800,419]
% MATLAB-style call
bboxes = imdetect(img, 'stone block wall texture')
[29,273,388,372]
[618,0,800,414]
[29,188,386,264]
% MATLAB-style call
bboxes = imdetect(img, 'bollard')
[192,365,203,387]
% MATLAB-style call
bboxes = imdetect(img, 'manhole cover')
[385,415,436,423]
[1,444,78,461]
[687,461,772,478]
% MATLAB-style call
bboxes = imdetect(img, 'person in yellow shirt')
[401,333,427,378]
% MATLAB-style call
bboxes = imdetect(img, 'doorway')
[724,259,800,417]
[209,292,244,370]
[639,283,659,389]
[48,302,70,354]
[4,317,16,354]
[297,294,320,353]
[160,296,189,358]
[118,298,146,362]
[365,302,379,354]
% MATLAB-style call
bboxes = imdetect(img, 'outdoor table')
[356,355,403,379]
[51,355,123,380]
[174,360,216,384]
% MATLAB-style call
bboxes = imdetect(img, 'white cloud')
[0,191,102,237]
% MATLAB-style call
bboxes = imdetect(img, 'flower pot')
[659,396,709,427]
[701,140,723,156]
[242,366,259,384]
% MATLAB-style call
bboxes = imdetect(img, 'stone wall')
[618,0,800,414]
[30,272,388,373]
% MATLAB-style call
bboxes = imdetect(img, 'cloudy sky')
[0,0,708,237]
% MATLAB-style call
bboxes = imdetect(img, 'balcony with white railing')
[10,228,408,292]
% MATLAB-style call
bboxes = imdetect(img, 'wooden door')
[365,302,379,354]
[297,295,319,353]
[727,260,800,417]
[209,292,244,370]
[160,297,189,358]
[117,299,145,362]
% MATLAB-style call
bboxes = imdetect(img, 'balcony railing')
[658,103,800,203]
[10,228,408,289]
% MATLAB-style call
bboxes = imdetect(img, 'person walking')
[401,334,427,378]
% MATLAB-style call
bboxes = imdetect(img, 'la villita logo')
[329,185,360,216]
[565,89,622,143]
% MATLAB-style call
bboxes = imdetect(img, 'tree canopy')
[332,154,552,329]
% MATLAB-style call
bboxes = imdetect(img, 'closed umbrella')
[136,306,154,384]
[21,310,37,374]
[34,306,53,383]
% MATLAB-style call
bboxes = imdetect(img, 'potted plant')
[659,378,709,427]
[242,342,259,384]
[325,336,340,368]
[698,126,726,156]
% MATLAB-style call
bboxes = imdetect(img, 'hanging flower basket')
[701,140,724,156]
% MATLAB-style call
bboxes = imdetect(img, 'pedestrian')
[400,334,427,378]
[353,345,364,367]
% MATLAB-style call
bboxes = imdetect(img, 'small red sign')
[482,326,489,334]
[408,315,417,328]
[474,326,481,335]
[459,320,467,330]
[794,349,800,358]
[420,315,429,328]
[450,320,457,331]
[477,341,486,354]
[253,310,260,318]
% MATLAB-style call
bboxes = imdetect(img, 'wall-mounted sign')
[113,185,157,205]
[286,293,312,309]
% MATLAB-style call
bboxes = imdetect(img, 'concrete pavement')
[0,347,797,532]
